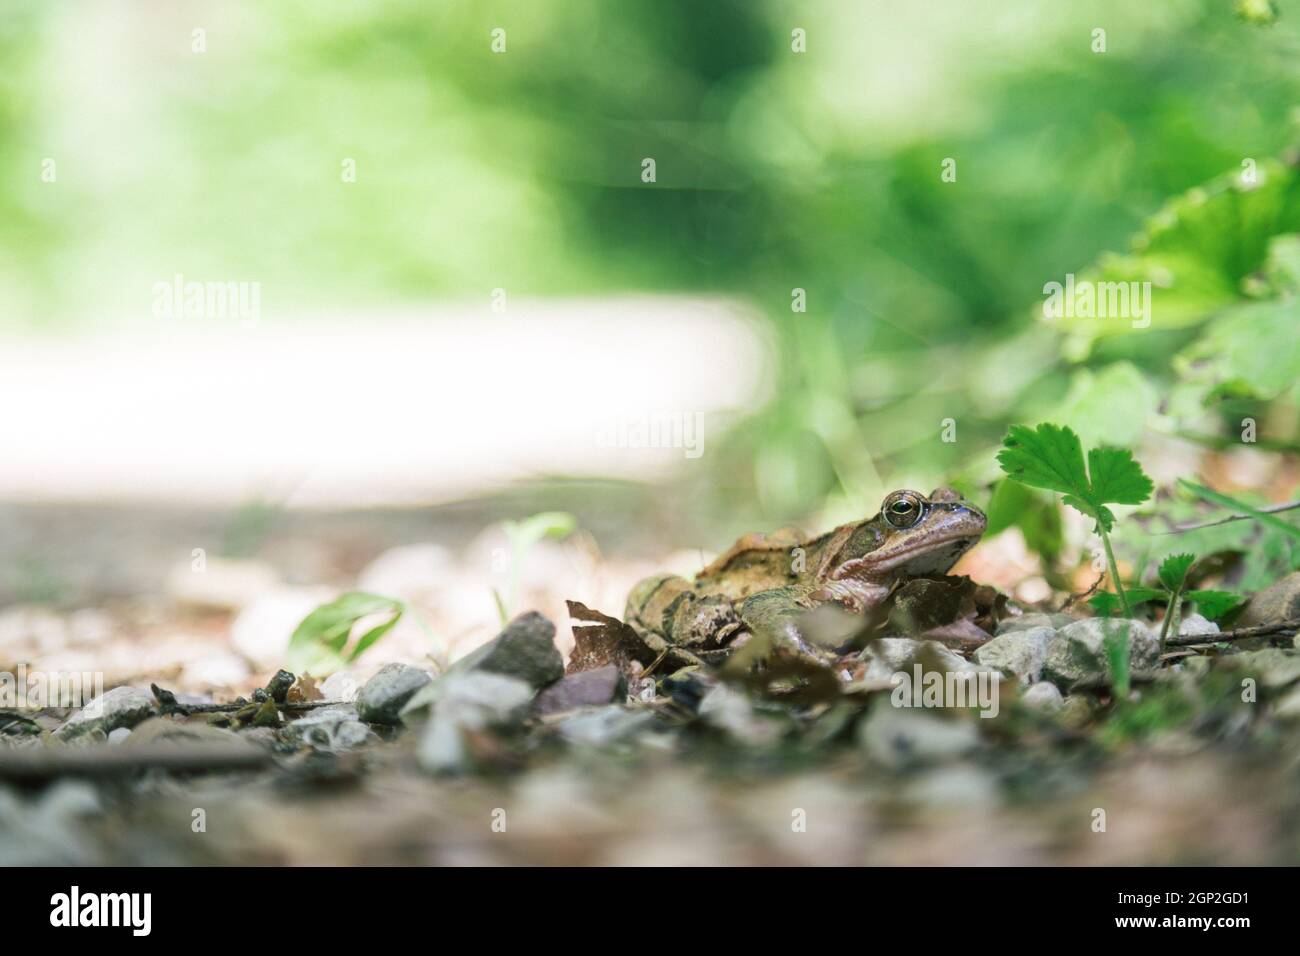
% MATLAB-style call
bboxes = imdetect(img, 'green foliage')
[1092,587,1164,613]
[1101,684,1198,746]
[1000,422,1154,615]
[492,512,578,625]
[1235,0,1280,25]
[983,479,1064,564]
[1157,553,1196,591]
[1052,362,1159,449]
[998,424,1153,534]
[1089,592,1121,618]
[1179,479,1300,542]
[1184,589,1244,621]
[1092,548,1242,645]
[287,592,405,675]
[1103,622,1132,698]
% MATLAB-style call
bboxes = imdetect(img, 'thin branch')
[1058,570,1106,612]
[1157,499,1300,534]
[1165,617,1300,647]
[171,698,347,716]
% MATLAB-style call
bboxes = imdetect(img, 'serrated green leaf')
[1087,447,1155,506]
[1185,589,1244,621]
[999,423,1152,531]
[1157,553,1196,592]
[997,423,1088,499]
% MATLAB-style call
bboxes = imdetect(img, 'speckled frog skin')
[625,488,986,655]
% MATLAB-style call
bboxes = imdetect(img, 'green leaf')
[982,479,1064,562]
[495,511,579,622]
[287,591,404,675]
[1053,362,1159,449]
[1089,592,1122,617]
[1234,0,1280,25]
[1087,447,1155,506]
[504,511,577,550]
[1052,158,1300,352]
[1157,553,1196,592]
[490,587,509,628]
[1178,480,1300,543]
[1185,589,1244,621]
[1175,298,1300,402]
[997,423,1086,500]
[1103,621,1131,697]
[347,612,403,662]
[1120,586,1168,607]
[998,423,1153,531]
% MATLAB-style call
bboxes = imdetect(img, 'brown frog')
[625,488,986,657]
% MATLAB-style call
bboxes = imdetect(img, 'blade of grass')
[1179,479,1300,542]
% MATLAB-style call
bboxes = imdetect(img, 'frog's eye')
[883,491,925,529]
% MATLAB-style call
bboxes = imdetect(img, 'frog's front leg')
[736,586,823,656]
[809,568,894,615]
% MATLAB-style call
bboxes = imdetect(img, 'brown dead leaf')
[566,600,701,676]
[287,674,324,703]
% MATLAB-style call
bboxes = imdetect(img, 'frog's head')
[829,487,986,582]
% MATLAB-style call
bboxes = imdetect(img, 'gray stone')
[996,612,1075,635]
[1177,613,1220,638]
[284,704,376,752]
[858,705,980,767]
[972,626,1056,684]
[412,672,534,773]
[860,638,978,682]
[1218,649,1300,689]
[452,611,563,690]
[321,670,362,702]
[556,705,657,748]
[1238,571,1300,627]
[1022,681,1064,711]
[53,686,156,742]
[534,665,626,716]
[1273,684,1300,719]
[357,663,433,725]
[698,684,783,746]
[1042,618,1159,688]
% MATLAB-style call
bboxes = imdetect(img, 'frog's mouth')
[886,531,983,576]
[832,523,985,580]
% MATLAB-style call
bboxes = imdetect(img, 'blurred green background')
[2,0,1298,575]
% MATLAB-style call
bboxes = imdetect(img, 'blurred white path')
[0,298,769,507]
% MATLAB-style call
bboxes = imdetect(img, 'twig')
[1165,617,1300,648]
[1058,570,1106,612]
[1158,499,1300,534]
[176,698,347,716]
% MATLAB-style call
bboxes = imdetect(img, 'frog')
[624,488,986,658]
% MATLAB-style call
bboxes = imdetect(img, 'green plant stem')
[1157,591,1182,653]
[1098,529,1131,616]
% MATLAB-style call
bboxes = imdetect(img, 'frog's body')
[625,488,986,655]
